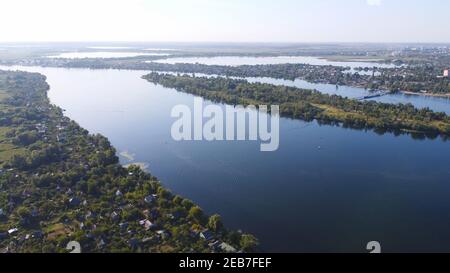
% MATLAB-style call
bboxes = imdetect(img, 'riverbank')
[400,90,450,99]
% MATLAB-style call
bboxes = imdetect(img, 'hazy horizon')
[1,41,450,45]
[1,0,450,43]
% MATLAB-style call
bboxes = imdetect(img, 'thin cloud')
[367,0,382,6]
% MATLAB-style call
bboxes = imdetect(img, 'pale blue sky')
[0,0,449,42]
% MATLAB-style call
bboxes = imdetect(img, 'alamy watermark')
[171,98,280,152]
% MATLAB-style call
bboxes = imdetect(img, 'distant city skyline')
[1,0,449,43]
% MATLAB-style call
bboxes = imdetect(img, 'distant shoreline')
[400,90,450,99]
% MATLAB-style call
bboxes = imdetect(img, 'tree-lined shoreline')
[144,73,450,140]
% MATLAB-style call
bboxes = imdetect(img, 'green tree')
[10,154,28,169]
[173,195,183,205]
[16,206,31,218]
[240,234,259,252]
[122,208,142,221]
[188,206,205,224]
[181,199,194,210]
[87,179,100,196]
[207,214,223,232]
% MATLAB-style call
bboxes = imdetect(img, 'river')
[1,65,450,253]
[153,55,397,69]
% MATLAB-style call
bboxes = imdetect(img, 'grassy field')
[0,89,25,166]
[314,103,450,133]
[0,132,25,166]
[314,103,366,120]
[0,145,20,165]
[0,89,10,102]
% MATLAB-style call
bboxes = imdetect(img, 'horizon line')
[1,41,450,45]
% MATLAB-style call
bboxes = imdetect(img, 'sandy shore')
[119,150,135,161]
[123,162,149,171]
[400,91,450,99]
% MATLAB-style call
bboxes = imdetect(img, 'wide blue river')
[1,65,450,252]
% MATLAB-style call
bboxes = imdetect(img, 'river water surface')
[1,65,450,253]
[154,55,397,69]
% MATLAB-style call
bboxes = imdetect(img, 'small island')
[144,73,450,139]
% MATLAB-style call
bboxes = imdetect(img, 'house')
[208,240,221,250]
[68,197,81,207]
[22,189,32,198]
[166,213,175,220]
[115,190,123,197]
[32,231,44,239]
[200,230,215,241]
[85,211,95,220]
[119,222,129,230]
[219,242,237,253]
[97,239,106,249]
[8,228,18,235]
[111,211,120,222]
[56,133,67,143]
[144,195,156,204]
[141,237,154,245]
[444,69,449,78]
[139,219,156,231]
[142,209,150,217]
[35,123,47,134]
[156,230,171,240]
[85,211,93,219]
